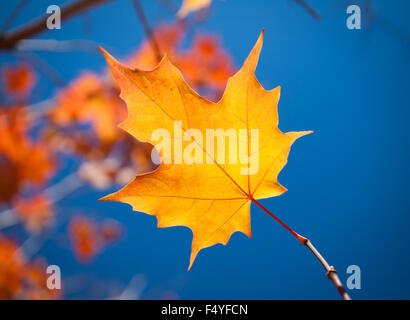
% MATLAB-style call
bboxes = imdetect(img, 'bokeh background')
[0,0,409,299]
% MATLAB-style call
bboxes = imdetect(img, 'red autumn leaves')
[2,63,35,98]
[0,102,55,204]
[128,23,234,100]
[69,216,122,263]
[0,235,58,299]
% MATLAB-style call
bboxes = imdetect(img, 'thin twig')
[131,0,162,62]
[375,15,410,48]
[293,0,321,21]
[44,172,84,203]
[0,0,31,36]
[0,209,18,230]
[360,0,410,48]
[29,98,55,119]
[155,0,178,13]
[0,0,114,50]
[0,173,84,230]
[15,39,101,53]
[252,198,307,244]
[252,197,351,300]
[304,240,351,300]
[110,274,147,300]
[14,207,73,262]
[81,11,93,34]
[14,51,66,86]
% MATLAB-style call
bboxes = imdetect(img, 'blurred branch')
[110,274,147,300]
[361,0,410,49]
[15,39,101,53]
[0,173,84,230]
[293,0,321,21]
[131,0,162,62]
[0,209,17,230]
[24,98,55,121]
[43,172,84,203]
[0,0,31,36]
[14,202,78,262]
[14,228,54,261]
[155,0,178,13]
[375,15,410,48]
[81,11,93,34]
[0,0,114,50]
[14,51,66,86]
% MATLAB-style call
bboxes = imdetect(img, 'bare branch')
[253,198,351,300]
[375,15,410,48]
[155,0,178,13]
[14,51,66,86]
[131,0,162,62]
[293,0,321,21]
[0,0,31,36]
[0,0,114,50]
[15,39,100,53]
[0,173,84,230]
[304,240,352,300]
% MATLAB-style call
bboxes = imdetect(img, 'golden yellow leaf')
[177,0,211,18]
[100,30,312,269]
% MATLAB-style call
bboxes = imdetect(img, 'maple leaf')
[177,0,211,18]
[100,30,312,269]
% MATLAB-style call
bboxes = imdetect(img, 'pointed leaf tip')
[98,46,118,72]
[99,194,113,202]
[98,46,110,59]
[243,30,265,72]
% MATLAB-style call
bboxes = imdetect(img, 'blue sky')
[1,0,410,299]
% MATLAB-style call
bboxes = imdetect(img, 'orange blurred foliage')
[69,216,100,263]
[100,219,123,244]
[0,23,236,299]
[44,23,234,192]
[0,106,55,202]
[128,22,185,69]
[14,194,54,233]
[1,63,36,97]
[127,23,234,101]
[177,0,211,18]
[0,234,58,299]
[177,34,234,98]
[69,216,123,263]
[49,72,127,144]
[0,236,21,299]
